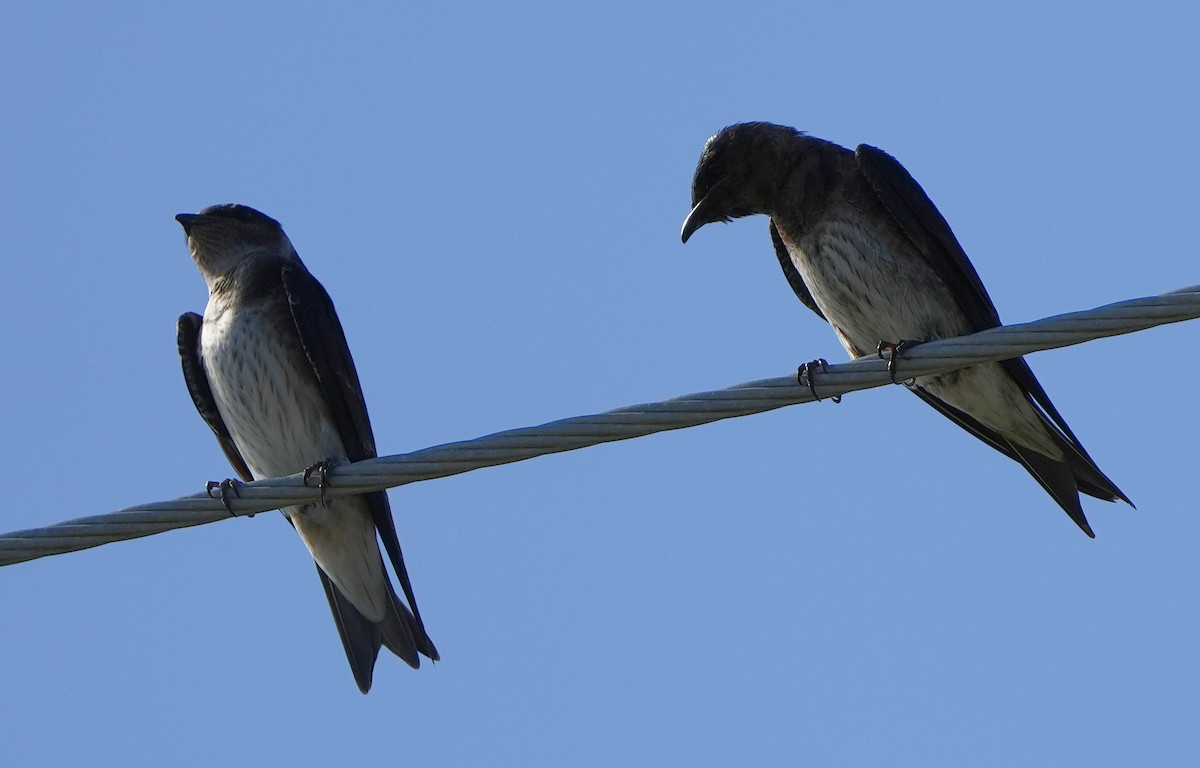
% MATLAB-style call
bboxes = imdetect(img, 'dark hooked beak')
[680,179,726,243]
[175,213,201,234]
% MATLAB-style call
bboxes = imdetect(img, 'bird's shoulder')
[210,251,298,304]
[773,141,863,235]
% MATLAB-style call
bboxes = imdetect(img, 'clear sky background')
[1,3,1196,766]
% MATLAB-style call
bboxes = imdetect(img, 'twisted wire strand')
[2,285,1197,567]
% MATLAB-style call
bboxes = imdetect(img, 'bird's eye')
[695,166,723,198]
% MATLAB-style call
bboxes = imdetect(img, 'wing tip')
[1078,518,1097,539]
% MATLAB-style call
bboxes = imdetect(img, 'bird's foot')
[797,358,841,403]
[303,458,341,508]
[206,478,244,517]
[876,339,920,384]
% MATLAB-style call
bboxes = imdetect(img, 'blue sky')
[1,2,1197,765]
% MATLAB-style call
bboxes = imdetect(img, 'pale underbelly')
[200,303,388,619]
[785,220,1063,458]
[202,309,347,480]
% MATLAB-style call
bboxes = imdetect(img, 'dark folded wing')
[909,386,1096,536]
[280,264,438,659]
[279,264,377,462]
[177,312,253,482]
[854,145,1122,480]
[855,144,1001,331]
[769,220,825,319]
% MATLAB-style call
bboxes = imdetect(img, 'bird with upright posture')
[681,122,1130,536]
[176,204,437,692]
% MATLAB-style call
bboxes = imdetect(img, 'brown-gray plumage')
[177,204,437,692]
[681,122,1131,536]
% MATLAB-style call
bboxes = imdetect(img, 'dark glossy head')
[177,204,297,282]
[681,122,806,243]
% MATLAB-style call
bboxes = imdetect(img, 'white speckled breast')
[782,206,970,357]
[777,207,1064,458]
[199,289,390,620]
[200,292,347,480]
